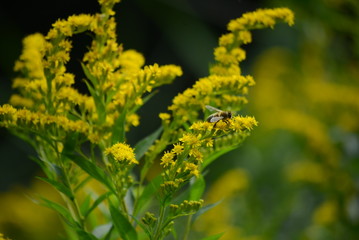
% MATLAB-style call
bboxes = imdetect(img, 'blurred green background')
[1,0,359,239]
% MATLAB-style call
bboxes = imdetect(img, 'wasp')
[205,105,232,126]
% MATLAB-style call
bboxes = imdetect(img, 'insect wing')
[208,116,224,123]
[206,105,222,112]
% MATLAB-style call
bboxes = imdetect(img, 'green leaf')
[81,62,98,86]
[30,156,51,177]
[189,175,205,201]
[66,153,115,193]
[200,232,224,240]
[192,200,222,224]
[129,214,152,238]
[109,204,138,240]
[61,132,80,157]
[77,230,98,240]
[36,196,79,228]
[133,175,163,216]
[36,176,74,200]
[84,192,112,218]
[111,109,127,144]
[80,194,92,217]
[84,79,106,124]
[134,126,163,160]
[74,175,92,193]
[201,145,238,169]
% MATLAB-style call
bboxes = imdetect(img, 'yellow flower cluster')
[210,8,294,76]
[160,114,257,196]
[4,0,184,151]
[111,63,182,109]
[104,142,138,165]
[12,34,47,107]
[169,75,255,123]
[189,116,258,133]
[14,33,46,80]
[228,8,294,31]
[0,104,89,135]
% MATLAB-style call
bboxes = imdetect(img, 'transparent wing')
[206,105,222,112]
[208,116,224,123]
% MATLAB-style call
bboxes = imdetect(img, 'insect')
[205,105,232,126]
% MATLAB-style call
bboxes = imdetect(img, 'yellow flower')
[118,49,145,70]
[189,121,212,132]
[127,113,140,127]
[231,116,258,131]
[184,162,200,177]
[67,14,94,29]
[171,143,184,155]
[227,8,294,31]
[14,33,46,80]
[160,151,175,168]
[189,148,203,162]
[9,95,33,108]
[159,113,171,124]
[179,133,202,148]
[105,142,138,165]
[219,33,234,46]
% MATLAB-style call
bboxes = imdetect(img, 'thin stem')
[153,203,166,240]
[183,215,193,240]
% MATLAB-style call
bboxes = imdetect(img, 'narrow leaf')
[74,175,92,193]
[111,109,127,144]
[192,200,222,223]
[77,230,98,240]
[66,153,115,193]
[84,192,112,218]
[133,175,162,215]
[129,214,152,238]
[37,196,78,228]
[61,132,79,157]
[36,176,74,200]
[201,145,238,169]
[134,126,163,160]
[80,194,92,217]
[81,62,98,86]
[109,205,138,240]
[84,79,106,124]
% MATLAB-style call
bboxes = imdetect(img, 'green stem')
[183,215,193,240]
[153,203,166,240]
[62,164,86,229]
